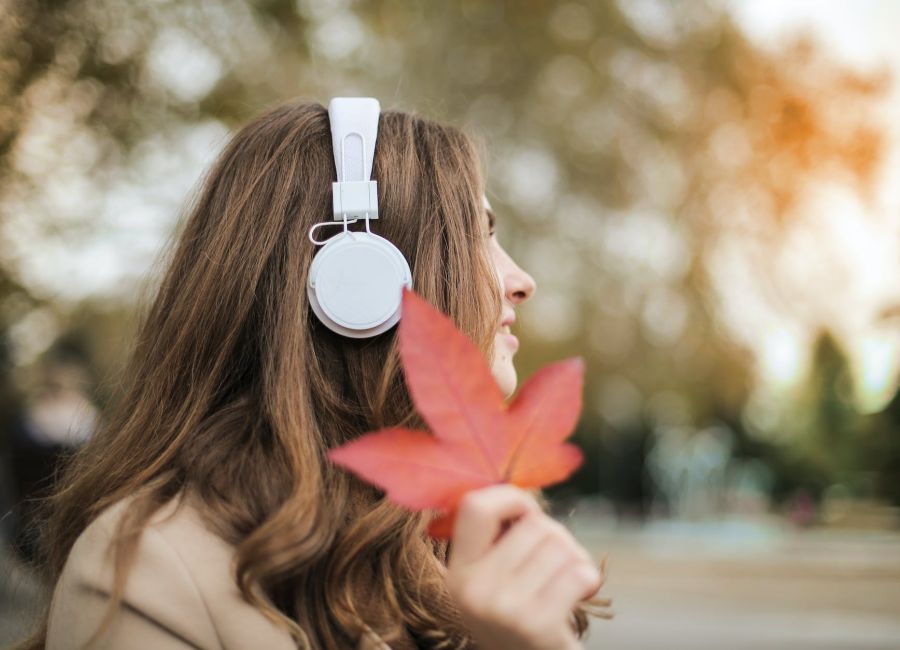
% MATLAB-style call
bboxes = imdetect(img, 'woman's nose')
[504,261,536,305]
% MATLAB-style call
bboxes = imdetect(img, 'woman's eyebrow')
[486,207,496,230]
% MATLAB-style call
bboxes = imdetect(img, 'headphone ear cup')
[307,231,412,338]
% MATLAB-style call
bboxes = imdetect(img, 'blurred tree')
[794,331,865,492]
[865,387,900,506]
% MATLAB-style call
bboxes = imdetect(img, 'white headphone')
[306,97,413,338]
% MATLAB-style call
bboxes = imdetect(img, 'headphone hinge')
[332,180,379,221]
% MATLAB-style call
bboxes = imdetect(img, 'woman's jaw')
[491,319,520,398]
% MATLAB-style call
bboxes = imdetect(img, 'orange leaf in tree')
[327,287,585,538]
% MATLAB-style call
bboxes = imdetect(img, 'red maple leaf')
[327,287,585,538]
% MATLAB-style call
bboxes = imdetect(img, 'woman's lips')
[499,331,519,351]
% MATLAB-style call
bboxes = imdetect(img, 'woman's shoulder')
[47,490,297,650]
[48,489,392,650]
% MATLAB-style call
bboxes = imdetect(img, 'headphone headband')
[328,97,380,221]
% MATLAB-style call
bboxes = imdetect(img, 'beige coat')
[46,491,392,650]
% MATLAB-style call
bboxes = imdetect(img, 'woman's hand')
[445,484,602,650]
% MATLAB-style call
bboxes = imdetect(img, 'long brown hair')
[21,99,609,649]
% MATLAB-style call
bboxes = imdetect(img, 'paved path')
[574,516,900,649]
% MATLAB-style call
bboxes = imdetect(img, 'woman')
[21,99,611,649]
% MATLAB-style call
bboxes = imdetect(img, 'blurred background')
[1,1,899,648]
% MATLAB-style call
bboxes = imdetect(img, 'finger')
[502,516,593,579]
[481,511,549,578]
[531,520,593,569]
[536,561,602,620]
[504,534,577,600]
[449,484,541,567]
